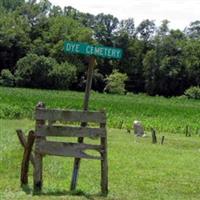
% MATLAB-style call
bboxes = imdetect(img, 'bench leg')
[101,138,108,195]
[16,129,35,167]
[20,131,35,186]
[33,153,43,192]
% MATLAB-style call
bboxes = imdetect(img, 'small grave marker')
[133,120,144,137]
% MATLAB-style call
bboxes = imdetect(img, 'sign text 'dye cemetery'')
[64,41,123,59]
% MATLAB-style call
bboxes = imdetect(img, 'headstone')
[133,120,144,137]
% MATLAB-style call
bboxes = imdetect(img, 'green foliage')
[104,70,128,94]
[48,62,77,89]
[1,0,200,96]
[31,15,93,63]
[136,19,156,41]
[1,86,200,134]
[183,39,200,86]
[94,13,119,45]
[184,86,200,99]
[0,0,24,11]
[15,54,57,88]
[0,11,31,71]
[187,20,200,39]
[15,54,77,90]
[143,50,158,95]
[118,18,135,38]
[143,30,187,96]
[0,69,15,87]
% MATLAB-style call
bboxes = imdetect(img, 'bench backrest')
[35,108,106,124]
[34,108,107,160]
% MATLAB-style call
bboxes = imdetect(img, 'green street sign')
[64,41,123,59]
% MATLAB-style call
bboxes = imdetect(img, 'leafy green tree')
[157,20,170,37]
[48,62,77,89]
[186,21,200,39]
[183,39,200,85]
[15,54,57,88]
[0,69,15,86]
[104,70,128,94]
[144,29,187,96]
[49,5,63,17]
[143,50,158,95]
[63,6,79,19]
[17,0,51,40]
[0,11,31,71]
[94,13,119,46]
[0,0,24,11]
[158,55,186,96]
[118,18,135,38]
[136,19,156,41]
[31,16,93,63]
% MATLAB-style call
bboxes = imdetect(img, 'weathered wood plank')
[20,131,35,186]
[35,141,102,160]
[151,128,157,144]
[35,125,106,138]
[33,152,43,192]
[33,102,45,192]
[100,123,108,195]
[16,129,35,167]
[35,108,106,123]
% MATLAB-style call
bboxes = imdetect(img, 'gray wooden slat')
[35,108,106,123]
[35,125,106,138]
[34,102,46,192]
[35,141,102,160]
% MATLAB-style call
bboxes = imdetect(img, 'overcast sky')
[48,0,200,30]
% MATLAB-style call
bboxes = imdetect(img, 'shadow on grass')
[21,184,32,194]
[32,189,107,200]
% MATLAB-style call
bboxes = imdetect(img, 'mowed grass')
[1,87,200,134]
[1,119,200,200]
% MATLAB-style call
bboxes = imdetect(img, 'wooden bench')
[17,102,108,194]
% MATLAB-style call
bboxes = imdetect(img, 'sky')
[48,0,200,30]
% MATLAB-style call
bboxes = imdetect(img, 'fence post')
[151,128,157,144]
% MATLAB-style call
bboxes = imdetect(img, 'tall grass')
[1,120,200,199]
[1,86,200,133]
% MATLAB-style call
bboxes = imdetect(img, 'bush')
[15,54,57,89]
[48,62,77,89]
[184,86,200,99]
[15,54,77,90]
[0,69,15,87]
[104,70,128,95]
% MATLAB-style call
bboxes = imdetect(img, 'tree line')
[0,0,200,96]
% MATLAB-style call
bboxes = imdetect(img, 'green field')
[1,87,200,199]
[1,87,200,134]
[1,119,200,200]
